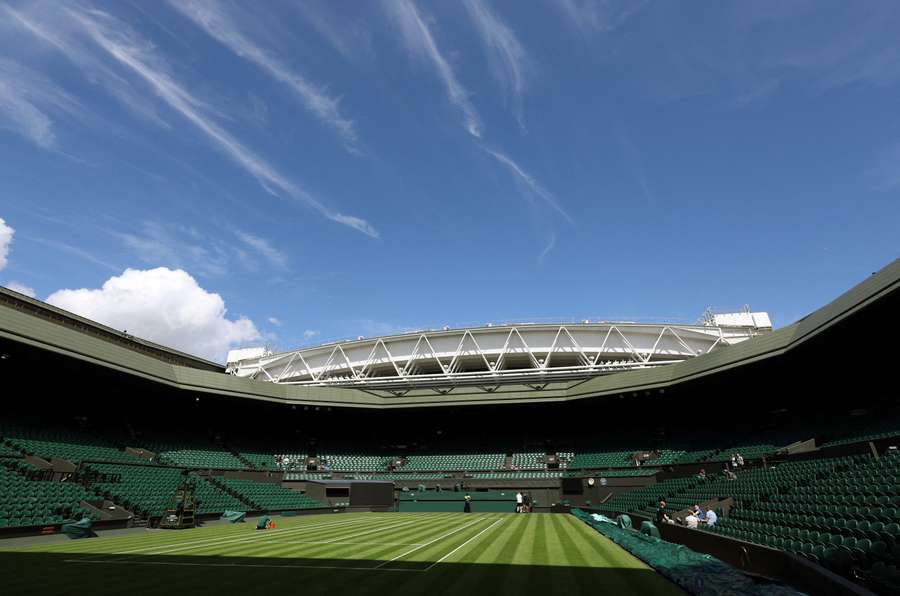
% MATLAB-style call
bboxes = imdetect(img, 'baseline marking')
[64,559,424,572]
[90,514,437,562]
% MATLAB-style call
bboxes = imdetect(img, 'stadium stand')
[143,440,247,470]
[0,423,143,464]
[319,453,389,472]
[511,452,545,469]
[0,464,95,528]
[215,478,325,511]
[403,453,506,471]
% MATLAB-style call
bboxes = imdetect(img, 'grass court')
[0,512,682,595]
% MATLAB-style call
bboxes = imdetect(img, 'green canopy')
[221,511,246,523]
[61,517,97,540]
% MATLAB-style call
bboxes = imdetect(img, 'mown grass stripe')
[209,514,441,559]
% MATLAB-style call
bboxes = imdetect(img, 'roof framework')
[228,322,767,390]
[0,258,896,408]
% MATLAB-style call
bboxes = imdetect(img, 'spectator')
[697,506,706,521]
[736,453,745,467]
[705,508,718,527]
[731,454,737,469]
[656,499,673,525]
[697,468,706,480]
[515,491,524,513]
[684,511,699,529]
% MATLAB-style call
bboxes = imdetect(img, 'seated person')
[705,509,718,527]
[684,512,699,529]
[656,500,673,525]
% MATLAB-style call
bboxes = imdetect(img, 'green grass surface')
[0,512,683,595]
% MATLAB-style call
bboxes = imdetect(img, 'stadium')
[0,258,896,595]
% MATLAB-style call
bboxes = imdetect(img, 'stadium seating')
[217,478,326,510]
[346,473,448,481]
[471,471,563,479]
[403,453,506,471]
[319,453,389,472]
[283,472,332,481]
[511,452,545,469]
[568,450,638,468]
[603,451,900,588]
[145,442,247,470]
[0,463,96,528]
[820,427,900,449]
[0,424,143,464]
[87,463,185,518]
[86,463,246,517]
[0,443,23,457]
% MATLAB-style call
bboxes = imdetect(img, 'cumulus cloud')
[5,281,35,298]
[0,218,13,270]
[46,267,259,362]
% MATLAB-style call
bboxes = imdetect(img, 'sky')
[0,0,898,362]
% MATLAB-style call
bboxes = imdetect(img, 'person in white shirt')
[515,491,523,513]
[684,513,699,529]
[705,509,718,527]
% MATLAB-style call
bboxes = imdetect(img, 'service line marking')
[424,517,505,571]
[373,516,487,569]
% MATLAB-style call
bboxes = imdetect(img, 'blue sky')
[0,0,898,361]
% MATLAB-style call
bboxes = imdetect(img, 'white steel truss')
[227,320,768,390]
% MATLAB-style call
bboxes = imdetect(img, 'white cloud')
[268,317,282,326]
[384,0,482,138]
[295,3,373,64]
[0,218,13,270]
[484,148,572,223]
[235,231,287,269]
[46,267,259,362]
[0,59,80,149]
[557,0,648,37]
[8,4,377,238]
[303,329,320,340]
[5,281,35,298]
[463,0,530,127]
[169,0,361,153]
[3,5,169,129]
[866,142,900,191]
[116,222,229,277]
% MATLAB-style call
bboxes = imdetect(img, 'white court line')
[287,516,433,548]
[424,517,504,571]
[64,559,424,572]
[280,541,424,547]
[107,513,451,561]
[372,516,487,569]
[86,515,393,561]
[103,516,371,556]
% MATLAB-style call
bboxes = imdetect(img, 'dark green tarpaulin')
[572,509,804,596]
[256,515,271,530]
[61,517,97,539]
[221,511,246,523]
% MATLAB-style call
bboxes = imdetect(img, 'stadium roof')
[0,257,897,409]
